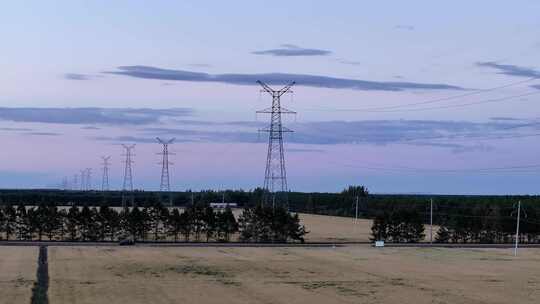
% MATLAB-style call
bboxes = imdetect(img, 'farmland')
[1,213,539,304]
[0,247,37,303]
[42,245,540,304]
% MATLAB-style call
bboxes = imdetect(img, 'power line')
[329,160,540,174]
[365,77,539,111]
[368,90,540,113]
[398,131,540,143]
[299,78,539,112]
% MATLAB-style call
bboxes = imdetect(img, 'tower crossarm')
[258,126,294,133]
[278,81,295,96]
[256,80,274,95]
[256,107,296,114]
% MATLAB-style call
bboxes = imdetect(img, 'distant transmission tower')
[80,169,87,191]
[101,156,111,191]
[61,177,69,190]
[72,174,78,191]
[156,138,175,192]
[256,80,296,208]
[121,144,135,207]
[85,168,92,190]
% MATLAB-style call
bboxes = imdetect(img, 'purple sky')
[1,1,540,194]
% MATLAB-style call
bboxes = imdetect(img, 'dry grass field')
[0,247,37,304]
[1,214,533,304]
[296,213,437,243]
[46,245,540,304]
[299,213,373,242]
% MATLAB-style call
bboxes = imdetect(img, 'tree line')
[3,187,540,244]
[0,203,307,243]
[434,203,540,243]
[369,200,540,244]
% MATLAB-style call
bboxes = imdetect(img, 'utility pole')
[256,80,296,208]
[430,198,433,244]
[514,201,521,256]
[355,195,359,224]
[121,144,135,207]
[101,156,111,191]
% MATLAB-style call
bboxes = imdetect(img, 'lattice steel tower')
[122,144,135,191]
[256,80,296,207]
[72,174,78,191]
[101,156,111,191]
[80,169,87,191]
[121,144,135,207]
[85,168,92,190]
[156,137,175,192]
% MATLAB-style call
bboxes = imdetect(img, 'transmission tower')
[256,80,296,207]
[85,168,92,190]
[61,177,69,190]
[72,174,78,191]
[80,169,87,191]
[101,156,111,191]
[121,144,135,207]
[156,138,175,192]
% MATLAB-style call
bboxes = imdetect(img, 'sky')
[1,0,540,194]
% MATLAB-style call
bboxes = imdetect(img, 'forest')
[1,187,539,243]
[0,203,307,243]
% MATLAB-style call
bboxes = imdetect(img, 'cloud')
[489,117,524,121]
[171,119,264,128]
[476,62,540,78]
[288,148,325,153]
[252,44,332,57]
[81,126,101,130]
[531,84,540,90]
[0,107,193,125]
[141,127,259,143]
[188,63,212,68]
[336,59,362,66]
[64,73,92,80]
[92,135,194,144]
[0,127,33,131]
[395,25,415,31]
[92,135,160,143]
[129,119,535,153]
[105,66,464,91]
[26,132,61,136]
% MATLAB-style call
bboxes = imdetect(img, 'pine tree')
[217,207,238,242]
[435,226,450,243]
[203,206,216,242]
[179,209,193,241]
[1,205,17,240]
[167,208,182,242]
[16,204,31,240]
[370,213,389,241]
